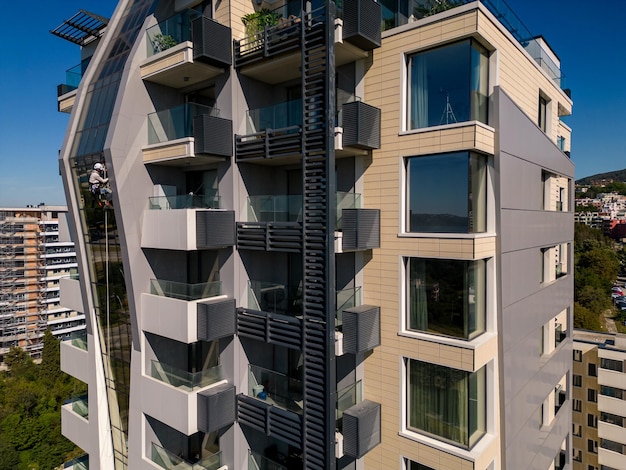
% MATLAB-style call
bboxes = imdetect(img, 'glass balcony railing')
[248,450,287,470]
[151,442,222,470]
[66,394,88,419]
[247,195,302,223]
[336,286,361,327]
[246,99,302,134]
[66,330,88,351]
[150,360,223,391]
[248,364,303,414]
[69,267,80,280]
[63,454,88,470]
[147,103,219,145]
[245,280,301,316]
[148,194,221,210]
[146,9,200,57]
[336,380,362,431]
[61,58,91,93]
[246,192,361,225]
[150,279,222,301]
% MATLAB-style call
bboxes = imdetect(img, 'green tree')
[573,303,602,331]
[39,330,60,387]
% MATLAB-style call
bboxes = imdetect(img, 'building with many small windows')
[0,205,83,361]
[55,0,573,469]
[572,330,626,470]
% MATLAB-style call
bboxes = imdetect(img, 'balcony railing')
[150,360,223,391]
[554,323,566,348]
[147,103,219,145]
[150,279,222,301]
[248,450,287,470]
[150,442,223,470]
[66,331,87,351]
[58,58,90,96]
[248,364,303,414]
[336,286,361,326]
[554,387,566,415]
[63,454,88,470]
[66,394,88,419]
[245,280,301,316]
[337,380,362,431]
[148,194,221,210]
[246,99,302,135]
[146,9,200,57]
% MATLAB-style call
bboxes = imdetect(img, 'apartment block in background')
[573,330,626,470]
[0,205,83,361]
[55,0,573,469]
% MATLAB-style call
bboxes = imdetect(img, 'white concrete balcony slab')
[60,277,84,313]
[60,334,89,383]
[61,397,90,453]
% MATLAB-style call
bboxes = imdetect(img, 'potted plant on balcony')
[242,9,280,38]
[152,33,178,54]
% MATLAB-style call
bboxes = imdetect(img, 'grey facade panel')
[197,298,236,341]
[237,394,270,434]
[342,209,380,251]
[342,305,380,354]
[191,16,232,67]
[500,209,572,253]
[193,115,233,158]
[268,406,303,448]
[343,400,381,458]
[195,210,235,249]
[197,383,236,433]
[237,309,303,350]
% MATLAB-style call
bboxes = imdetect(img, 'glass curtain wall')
[407,359,486,448]
[66,1,157,468]
[407,39,488,130]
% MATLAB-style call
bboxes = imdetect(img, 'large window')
[407,359,486,448]
[407,258,486,340]
[406,152,487,233]
[407,40,488,130]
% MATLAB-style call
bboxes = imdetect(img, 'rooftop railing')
[149,279,222,301]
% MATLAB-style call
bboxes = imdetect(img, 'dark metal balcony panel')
[198,383,236,433]
[195,210,235,249]
[343,400,381,459]
[237,308,302,350]
[268,406,303,448]
[342,101,381,150]
[193,115,233,158]
[237,394,270,434]
[197,298,236,341]
[342,0,382,50]
[191,16,232,67]
[342,304,380,354]
[235,128,303,162]
[234,21,303,69]
[342,209,380,251]
[236,222,303,252]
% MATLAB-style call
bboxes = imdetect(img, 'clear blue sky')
[0,0,624,207]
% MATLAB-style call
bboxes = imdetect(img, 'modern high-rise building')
[56,1,573,469]
[0,205,83,361]
[572,330,626,470]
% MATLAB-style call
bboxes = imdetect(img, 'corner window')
[407,257,486,340]
[406,152,487,233]
[406,359,486,448]
[407,39,488,130]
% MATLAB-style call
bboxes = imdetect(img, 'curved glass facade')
[66,1,156,468]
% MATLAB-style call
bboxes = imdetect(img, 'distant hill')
[577,168,626,185]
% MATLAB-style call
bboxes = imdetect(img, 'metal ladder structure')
[300,3,336,468]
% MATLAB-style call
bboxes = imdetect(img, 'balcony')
[63,454,88,470]
[234,1,380,83]
[237,365,303,447]
[554,323,566,348]
[57,59,89,113]
[235,100,303,163]
[141,280,235,343]
[248,450,286,470]
[141,195,235,250]
[150,442,223,470]
[60,331,89,383]
[143,361,234,435]
[335,100,381,156]
[141,10,231,88]
[554,386,566,416]
[143,104,233,166]
[61,395,90,453]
